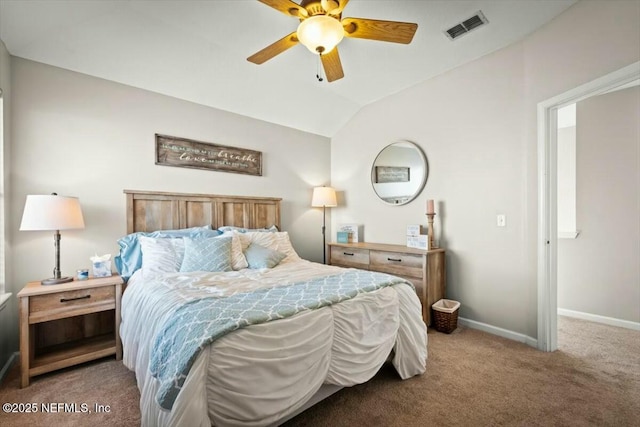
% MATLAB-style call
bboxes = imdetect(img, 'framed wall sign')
[155,134,262,176]
[374,166,410,183]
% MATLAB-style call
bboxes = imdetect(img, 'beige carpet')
[1,316,638,426]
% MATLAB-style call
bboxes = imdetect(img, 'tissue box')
[337,231,350,243]
[338,224,362,242]
[406,234,428,250]
[92,260,112,277]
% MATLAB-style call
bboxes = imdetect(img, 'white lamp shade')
[20,194,85,231]
[312,187,337,207]
[297,15,344,54]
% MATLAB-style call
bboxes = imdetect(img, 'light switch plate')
[497,214,506,227]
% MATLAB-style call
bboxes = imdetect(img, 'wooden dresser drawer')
[330,246,370,267]
[370,250,424,279]
[327,242,446,326]
[29,286,116,324]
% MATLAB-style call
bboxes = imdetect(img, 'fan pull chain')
[316,54,324,82]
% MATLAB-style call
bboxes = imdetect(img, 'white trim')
[558,230,579,239]
[0,351,18,383]
[458,317,538,348]
[537,98,558,352]
[558,309,640,331]
[0,292,10,312]
[537,61,640,353]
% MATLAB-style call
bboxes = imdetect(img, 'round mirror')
[371,141,428,205]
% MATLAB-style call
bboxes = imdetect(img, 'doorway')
[537,61,640,352]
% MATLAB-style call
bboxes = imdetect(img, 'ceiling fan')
[247,0,418,82]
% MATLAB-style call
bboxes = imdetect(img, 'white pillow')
[139,236,185,277]
[221,231,249,270]
[239,231,300,264]
[218,225,278,233]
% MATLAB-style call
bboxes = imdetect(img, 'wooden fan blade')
[247,32,299,64]
[258,0,308,18]
[321,47,344,82]
[322,0,349,16]
[342,17,418,44]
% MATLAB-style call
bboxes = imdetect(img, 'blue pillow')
[180,236,233,273]
[114,226,221,281]
[244,243,286,269]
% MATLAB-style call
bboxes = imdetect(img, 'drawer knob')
[388,257,402,262]
[343,252,354,256]
[60,295,91,303]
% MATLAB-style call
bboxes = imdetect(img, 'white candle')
[427,199,435,214]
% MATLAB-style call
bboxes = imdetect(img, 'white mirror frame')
[536,61,639,352]
[371,140,428,206]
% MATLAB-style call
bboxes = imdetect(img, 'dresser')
[328,242,446,325]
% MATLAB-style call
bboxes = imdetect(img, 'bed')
[119,190,427,427]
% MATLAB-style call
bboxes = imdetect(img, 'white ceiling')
[0,0,577,137]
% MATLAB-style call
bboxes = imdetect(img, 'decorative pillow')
[115,226,220,281]
[237,231,272,251]
[218,225,278,234]
[238,231,301,264]
[272,232,301,263]
[220,231,249,270]
[244,243,287,269]
[139,236,186,278]
[179,236,233,273]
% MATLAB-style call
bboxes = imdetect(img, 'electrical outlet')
[497,214,506,227]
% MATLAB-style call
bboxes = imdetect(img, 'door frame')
[536,61,640,352]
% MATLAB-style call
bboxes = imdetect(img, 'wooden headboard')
[124,190,281,234]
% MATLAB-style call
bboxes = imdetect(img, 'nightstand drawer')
[330,246,370,267]
[29,286,116,324]
[370,250,423,278]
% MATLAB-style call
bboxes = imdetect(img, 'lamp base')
[41,276,74,286]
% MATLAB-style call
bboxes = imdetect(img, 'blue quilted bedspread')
[149,269,409,410]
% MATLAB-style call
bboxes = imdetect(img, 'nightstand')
[17,275,123,387]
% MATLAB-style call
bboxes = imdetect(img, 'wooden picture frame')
[155,134,262,176]
[374,166,410,183]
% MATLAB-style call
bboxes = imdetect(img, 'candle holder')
[426,213,437,249]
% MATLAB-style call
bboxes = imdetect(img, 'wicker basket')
[432,299,460,334]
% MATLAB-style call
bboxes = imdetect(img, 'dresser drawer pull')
[343,252,355,256]
[60,295,91,303]
[387,257,402,262]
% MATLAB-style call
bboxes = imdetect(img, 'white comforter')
[121,260,427,427]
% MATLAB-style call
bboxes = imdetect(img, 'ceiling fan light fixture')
[297,15,344,54]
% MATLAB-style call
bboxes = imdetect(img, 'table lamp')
[20,193,85,285]
[311,186,337,264]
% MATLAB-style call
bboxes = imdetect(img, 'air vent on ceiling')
[444,11,488,40]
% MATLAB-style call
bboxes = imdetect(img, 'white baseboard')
[458,317,538,348]
[0,352,18,383]
[558,308,640,331]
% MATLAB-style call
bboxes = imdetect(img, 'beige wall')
[558,86,640,322]
[7,58,331,350]
[557,126,577,234]
[331,0,640,339]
